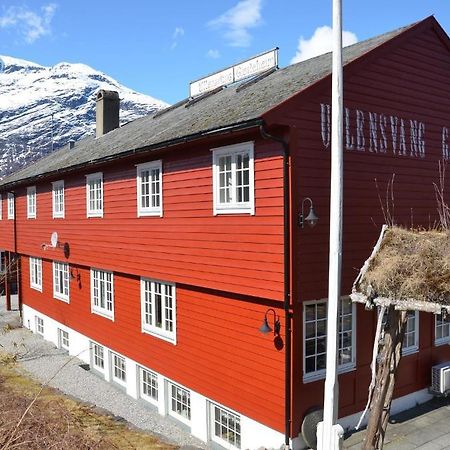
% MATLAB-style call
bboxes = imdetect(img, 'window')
[58,329,69,351]
[53,261,69,302]
[435,314,450,345]
[7,193,14,220]
[91,342,105,372]
[86,172,103,217]
[403,311,419,355]
[91,269,114,320]
[141,278,176,343]
[27,186,37,218]
[168,382,191,425]
[29,257,42,292]
[139,367,158,404]
[211,403,241,449]
[111,352,126,386]
[303,298,356,380]
[52,180,65,218]
[136,161,162,217]
[212,142,255,215]
[35,316,44,336]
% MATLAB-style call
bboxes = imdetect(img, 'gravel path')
[0,300,206,449]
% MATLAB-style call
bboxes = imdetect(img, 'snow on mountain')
[0,55,169,178]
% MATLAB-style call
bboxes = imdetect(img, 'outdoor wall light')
[259,308,281,336]
[299,197,319,228]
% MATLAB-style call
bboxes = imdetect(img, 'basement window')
[53,261,69,302]
[111,352,127,387]
[91,269,114,320]
[136,161,162,217]
[7,193,14,220]
[27,186,37,219]
[212,142,255,215]
[35,316,44,336]
[58,329,69,351]
[303,297,356,382]
[86,172,103,218]
[139,367,159,405]
[91,342,105,373]
[30,257,42,292]
[168,382,191,425]
[435,314,450,346]
[52,180,65,219]
[210,403,241,449]
[141,278,176,343]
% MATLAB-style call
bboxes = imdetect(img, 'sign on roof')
[189,48,278,98]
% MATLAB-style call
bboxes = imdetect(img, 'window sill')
[92,308,114,321]
[31,285,42,293]
[54,294,69,303]
[52,215,65,219]
[435,338,450,347]
[303,364,356,384]
[402,346,419,356]
[214,205,255,216]
[142,327,176,345]
[137,210,163,218]
[87,212,103,218]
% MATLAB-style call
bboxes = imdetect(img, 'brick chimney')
[96,90,119,138]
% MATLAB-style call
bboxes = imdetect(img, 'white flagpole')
[318,0,344,448]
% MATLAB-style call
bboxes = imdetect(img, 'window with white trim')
[435,314,450,345]
[210,403,241,449]
[35,316,44,336]
[30,257,42,292]
[403,310,419,354]
[91,269,114,320]
[7,193,14,220]
[139,367,158,404]
[111,352,126,386]
[137,161,162,217]
[303,298,356,380]
[58,329,69,351]
[91,342,105,372]
[141,278,176,343]
[52,180,65,218]
[27,186,37,219]
[212,142,255,215]
[168,382,191,425]
[53,261,69,302]
[86,172,103,217]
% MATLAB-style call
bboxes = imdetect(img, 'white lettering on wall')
[319,103,429,159]
[321,103,331,149]
[443,127,449,160]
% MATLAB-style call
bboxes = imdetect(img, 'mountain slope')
[0,55,169,178]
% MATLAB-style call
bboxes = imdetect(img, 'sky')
[0,1,449,104]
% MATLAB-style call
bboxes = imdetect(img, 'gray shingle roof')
[0,21,417,188]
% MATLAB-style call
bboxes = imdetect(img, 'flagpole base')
[317,422,344,450]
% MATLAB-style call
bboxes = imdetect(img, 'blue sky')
[0,1,449,104]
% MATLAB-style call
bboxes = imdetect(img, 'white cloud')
[290,25,358,64]
[0,3,57,44]
[170,26,185,49]
[206,49,220,59]
[208,0,262,47]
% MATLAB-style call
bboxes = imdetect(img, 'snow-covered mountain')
[0,55,169,178]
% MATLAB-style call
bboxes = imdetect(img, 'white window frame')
[29,257,42,292]
[86,172,103,218]
[136,160,163,217]
[402,310,419,355]
[35,316,44,336]
[27,186,37,219]
[168,382,191,426]
[7,193,14,220]
[139,366,159,405]
[435,314,450,346]
[52,180,65,218]
[53,261,69,302]
[212,141,255,215]
[303,297,356,382]
[91,268,114,320]
[58,328,69,351]
[91,342,105,373]
[110,352,127,387]
[141,278,176,344]
[210,402,241,450]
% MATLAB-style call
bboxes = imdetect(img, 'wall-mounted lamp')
[259,308,281,336]
[299,197,319,228]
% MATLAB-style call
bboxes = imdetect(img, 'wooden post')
[363,307,408,449]
[5,251,11,311]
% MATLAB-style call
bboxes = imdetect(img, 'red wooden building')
[1,16,450,449]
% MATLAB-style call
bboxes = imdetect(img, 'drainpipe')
[259,124,292,449]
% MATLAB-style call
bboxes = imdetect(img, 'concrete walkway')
[344,397,450,449]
